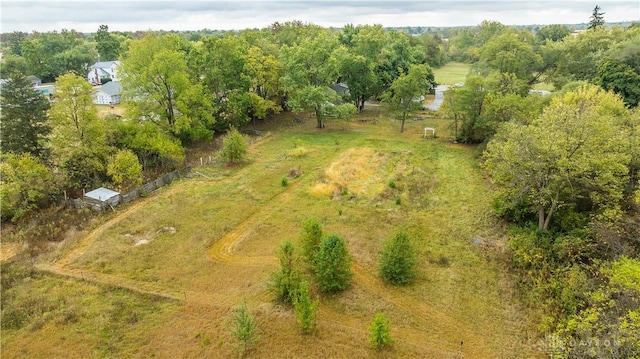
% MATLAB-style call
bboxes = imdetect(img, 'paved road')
[424,85,449,111]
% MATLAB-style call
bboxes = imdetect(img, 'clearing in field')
[2,114,541,358]
[433,62,471,85]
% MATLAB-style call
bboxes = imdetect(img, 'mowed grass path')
[4,115,540,358]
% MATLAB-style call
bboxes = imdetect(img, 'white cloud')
[1,0,638,33]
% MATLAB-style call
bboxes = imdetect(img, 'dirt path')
[208,189,290,266]
[56,198,151,268]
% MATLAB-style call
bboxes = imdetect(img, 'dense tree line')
[456,9,640,356]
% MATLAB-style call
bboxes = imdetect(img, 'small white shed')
[84,187,121,210]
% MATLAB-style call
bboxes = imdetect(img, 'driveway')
[424,85,449,111]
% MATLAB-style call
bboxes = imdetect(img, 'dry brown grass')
[2,112,542,358]
[0,242,23,261]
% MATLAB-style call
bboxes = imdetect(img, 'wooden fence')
[63,167,190,211]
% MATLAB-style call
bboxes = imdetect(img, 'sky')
[2,0,639,33]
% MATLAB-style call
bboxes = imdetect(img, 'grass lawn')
[433,62,471,85]
[532,82,556,92]
[2,109,541,358]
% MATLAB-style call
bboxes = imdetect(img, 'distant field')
[433,62,470,85]
[532,82,556,92]
[2,109,541,358]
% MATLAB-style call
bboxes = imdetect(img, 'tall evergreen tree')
[0,73,51,159]
[313,234,353,293]
[588,5,605,29]
[379,232,418,285]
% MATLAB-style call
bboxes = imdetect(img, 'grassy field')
[433,62,470,85]
[2,109,541,358]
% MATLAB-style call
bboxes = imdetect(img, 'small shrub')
[230,301,258,358]
[107,149,143,191]
[388,180,396,189]
[300,218,323,266]
[369,312,393,350]
[220,127,248,164]
[293,280,318,334]
[379,232,417,285]
[395,197,401,205]
[269,241,302,305]
[281,177,288,187]
[313,234,353,293]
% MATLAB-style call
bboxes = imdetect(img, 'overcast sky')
[2,1,639,33]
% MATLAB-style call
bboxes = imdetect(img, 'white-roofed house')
[87,61,121,85]
[94,81,122,105]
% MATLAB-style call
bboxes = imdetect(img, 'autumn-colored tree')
[484,84,632,230]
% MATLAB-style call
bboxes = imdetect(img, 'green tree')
[441,75,488,143]
[21,30,97,82]
[377,30,427,90]
[0,73,51,159]
[62,149,107,190]
[192,34,277,130]
[475,90,549,141]
[484,84,632,230]
[121,34,214,141]
[588,5,606,29]
[313,234,353,293]
[280,29,356,128]
[596,58,640,107]
[595,37,640,107]
[109,121,185,170]
[49,73,106,161]
[478,31,542,85]
[299,217,323,266]
[220,127,248,164]
[447,28,477,62]
[378,232,417,285]
[107,149,143,191]
[269,241,302,305]
[292,280,318,334]
[369,312,393,350]
[230,301,258,358]
[95,25,121,61]
[536,24,571,43]
[0,153,55,222]
[551,25,624,88]
[339,24,389,112]
[5,31,27,56]
[0,54,29,78]
[553,257,640,357]
[382,63,435,133]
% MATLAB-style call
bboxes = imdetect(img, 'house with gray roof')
[87,61,121,85]
[94,81,122,105]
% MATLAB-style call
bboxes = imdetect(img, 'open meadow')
[433,62,470,85]
[1,108,541,358]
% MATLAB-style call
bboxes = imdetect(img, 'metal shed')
[84,187,121,210]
